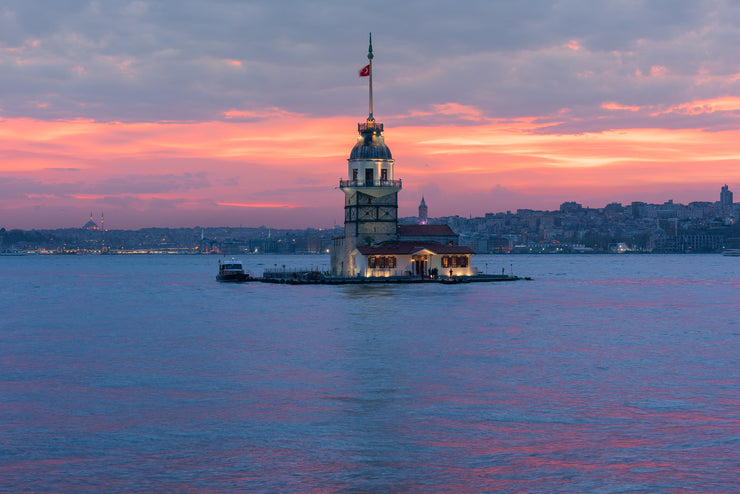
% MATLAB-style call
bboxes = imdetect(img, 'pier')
[253,268,528,285]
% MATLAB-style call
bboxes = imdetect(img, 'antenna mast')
[368,33,374,121]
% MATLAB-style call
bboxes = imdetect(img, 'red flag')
[359,64,370,77]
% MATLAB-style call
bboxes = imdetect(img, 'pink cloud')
[651,96,740,116]
[432,103,487,121]
[602,102,642,112]
[1,109,739,229]
[217,202,302,209]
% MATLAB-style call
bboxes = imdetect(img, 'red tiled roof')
[357,241,475,255]
[398,224,455,236]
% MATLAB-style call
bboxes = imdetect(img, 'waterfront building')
[329,36,474,278]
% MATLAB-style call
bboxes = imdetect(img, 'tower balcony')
[339,178,402,198]
[340,178,402,189]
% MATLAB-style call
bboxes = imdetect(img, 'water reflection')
[339,284,391,300]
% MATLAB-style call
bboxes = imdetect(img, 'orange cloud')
[222,107,304,120]
[2,109,740,228]
[602,102,642,112]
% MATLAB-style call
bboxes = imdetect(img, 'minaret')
[418,196,428,225]
[331,34,402,277]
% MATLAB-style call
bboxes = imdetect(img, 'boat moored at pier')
[216,259,251,282]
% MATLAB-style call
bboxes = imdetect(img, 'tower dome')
[349,120,392,160]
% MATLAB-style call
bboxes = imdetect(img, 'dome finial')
[368,33,373,60]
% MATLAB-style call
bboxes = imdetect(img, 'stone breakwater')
[256,272,529,285]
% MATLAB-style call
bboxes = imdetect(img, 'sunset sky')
[2,1,740,229]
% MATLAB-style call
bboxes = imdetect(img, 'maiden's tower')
[330,36,475,279]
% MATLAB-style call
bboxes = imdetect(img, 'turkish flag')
[359,64,370,77]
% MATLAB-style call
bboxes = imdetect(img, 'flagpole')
[368,33,374,121]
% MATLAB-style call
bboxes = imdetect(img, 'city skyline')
[2,2,740,229]
[7,183,735,233]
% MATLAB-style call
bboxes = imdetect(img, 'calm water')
[1,254,738,493]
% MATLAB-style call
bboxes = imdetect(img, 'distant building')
[720,184,733,210]
[418,196,428,224]
[631,201,648,218]
[83,212,99,230]
[560,201,583,213]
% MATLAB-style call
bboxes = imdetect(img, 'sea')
[1,253,738,493]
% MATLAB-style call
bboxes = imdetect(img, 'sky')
[2,0,740,230]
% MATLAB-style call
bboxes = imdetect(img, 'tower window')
[352,168,358,180]
[381,169,388,181]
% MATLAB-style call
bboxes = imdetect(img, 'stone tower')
[330,35,402,276]
[418,196,428,224]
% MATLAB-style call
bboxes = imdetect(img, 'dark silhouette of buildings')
[2,185,737,254]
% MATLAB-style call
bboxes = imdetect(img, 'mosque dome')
[349,121,392,160]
